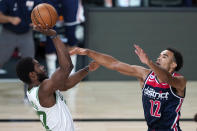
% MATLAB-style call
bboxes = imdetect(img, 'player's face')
[33,60,48,82]
[156,50,176,71]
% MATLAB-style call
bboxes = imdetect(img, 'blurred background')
[0,0,197,81]
[0,0,197,131]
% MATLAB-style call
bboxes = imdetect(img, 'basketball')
[31,3,58,28]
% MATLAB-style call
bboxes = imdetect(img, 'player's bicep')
[114,62,149,79]
[47,68,68,92]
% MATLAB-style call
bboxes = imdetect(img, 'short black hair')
[166,48,183,71]
[16,57,34,84]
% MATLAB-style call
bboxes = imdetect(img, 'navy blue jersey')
[45,0,78,53]
[48,0,78,22]
[0,0,42,33]
[142,71,185,131]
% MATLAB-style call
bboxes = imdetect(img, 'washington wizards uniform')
[142,71,185,131]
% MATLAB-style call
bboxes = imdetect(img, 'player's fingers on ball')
[69,49,75,54]
[32,24,36,30]
[39,24,44,30]
[45,24,49,29]
[34,26,40,31]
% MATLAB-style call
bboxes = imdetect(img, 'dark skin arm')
[33,25,100,108]
[39,61,99,107]
[57,61,100,91]
[33,25,73,107]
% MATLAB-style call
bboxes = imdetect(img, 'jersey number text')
[150,100,161,117]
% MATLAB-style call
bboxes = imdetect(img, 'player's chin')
[43,71,48,78]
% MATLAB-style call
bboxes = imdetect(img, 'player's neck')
[169,68,175,74]
[28,82,41,90]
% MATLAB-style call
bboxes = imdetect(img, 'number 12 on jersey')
[150,100,161,117]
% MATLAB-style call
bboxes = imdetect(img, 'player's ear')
[171,61,177,70]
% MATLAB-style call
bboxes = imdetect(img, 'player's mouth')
[156,61,160,65]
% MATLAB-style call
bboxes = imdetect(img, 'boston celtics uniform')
[27,87,74,131]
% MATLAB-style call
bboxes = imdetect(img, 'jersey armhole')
[170,72,185,98]
[142,71,152,90]
[170,86,185,99]
[37,88,58,109]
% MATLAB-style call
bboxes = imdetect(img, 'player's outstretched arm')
[58,61,100,91]
[70,47,150,80]
[134,44,186,91]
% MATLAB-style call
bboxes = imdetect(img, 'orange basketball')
[31,3,58,28]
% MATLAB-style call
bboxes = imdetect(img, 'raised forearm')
[52,36,73,72]
[61,66,89,91]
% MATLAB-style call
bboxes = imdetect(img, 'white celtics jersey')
[27,86,74,131]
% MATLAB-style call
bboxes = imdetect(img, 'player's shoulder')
[144,69,152,76]
[173,72,186,80]
[39,79,53,92]
[140,69,152,82]
[173,72,182,76]
[173,72,187,85]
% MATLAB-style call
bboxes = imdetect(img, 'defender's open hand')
[69,47,88,56]
[134,44,150,65]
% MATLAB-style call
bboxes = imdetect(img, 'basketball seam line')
[36,6,47,27]
[33,10,40,25]
[44,4,53,28]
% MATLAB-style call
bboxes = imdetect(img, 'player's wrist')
[50,33,58,39]
[147,60,154,67]
[86,49,90,56]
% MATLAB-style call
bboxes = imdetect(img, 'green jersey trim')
[37,111,51,131]
[28,87,34,94]
[36,86,40,103]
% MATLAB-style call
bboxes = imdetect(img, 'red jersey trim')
[145,71,170,89]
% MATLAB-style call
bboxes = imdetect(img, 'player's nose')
[156,57,161,63]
